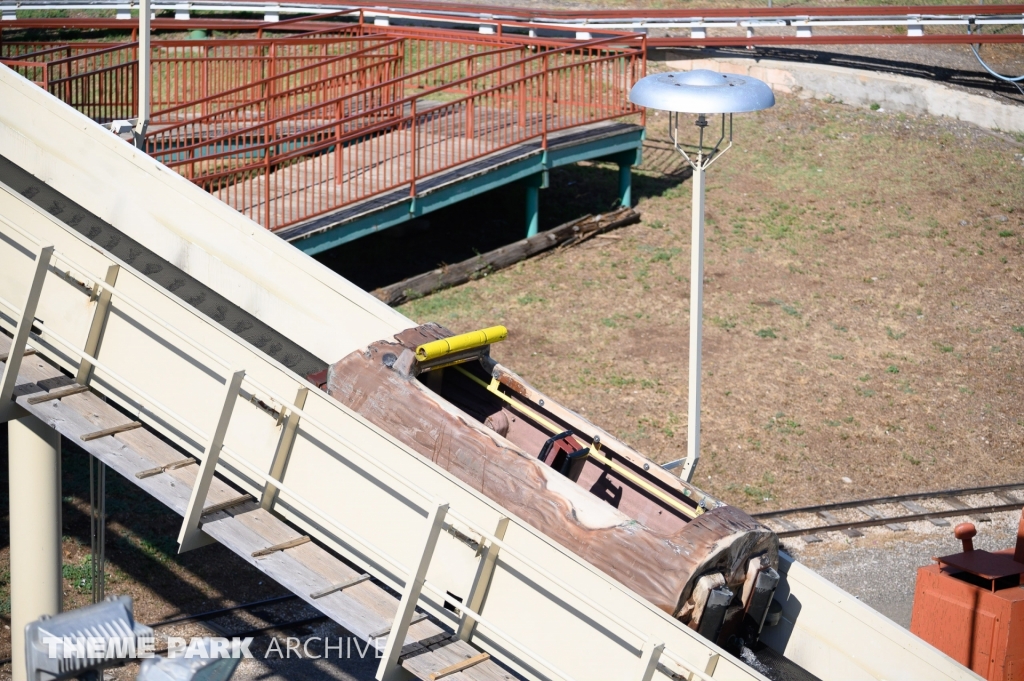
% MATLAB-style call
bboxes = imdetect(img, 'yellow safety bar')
[454,366,701,519]
[416,326,508,362]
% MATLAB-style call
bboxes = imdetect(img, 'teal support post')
[523,171,547,238]
[525,184,540,237]
[603,146,642,210]
[618,162,632,208]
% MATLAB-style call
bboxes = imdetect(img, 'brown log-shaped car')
[312,323,777,630]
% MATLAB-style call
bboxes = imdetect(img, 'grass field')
[395,91,1024,511]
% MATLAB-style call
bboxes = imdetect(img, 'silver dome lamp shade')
[628,70,775,483]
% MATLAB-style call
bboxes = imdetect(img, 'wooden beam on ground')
[371,208,640,306]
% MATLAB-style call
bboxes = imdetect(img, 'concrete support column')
[617,162,632,208]
[9,417,62,681]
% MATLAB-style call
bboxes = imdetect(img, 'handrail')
[159,41,632,169]
[0,202,729,681]
[151,43,522,158]
[149,35,401,119]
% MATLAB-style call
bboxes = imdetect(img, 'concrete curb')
[663,54,1024,134]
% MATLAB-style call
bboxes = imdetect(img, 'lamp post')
[629,70,774,483]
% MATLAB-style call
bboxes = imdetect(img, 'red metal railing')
[188,34,642,231]
[146,39,409,177]
[3,25,643,233]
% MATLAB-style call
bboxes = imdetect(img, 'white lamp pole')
[629,71,775,482]
[133,0,151,148]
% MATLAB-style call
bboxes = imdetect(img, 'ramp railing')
[190,34,641,229]
[0,166,751,681]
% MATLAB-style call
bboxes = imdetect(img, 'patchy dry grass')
[400,93,1024,511]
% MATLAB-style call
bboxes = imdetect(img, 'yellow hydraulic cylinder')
[416,326,508,362]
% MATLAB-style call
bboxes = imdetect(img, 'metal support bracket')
[1,244,53,414]
[457,515,508,642]
[634,640,664,681]
[76,264,119,385]
[376,500,449,681]
[177,368,245,553]
[260,386,308,510]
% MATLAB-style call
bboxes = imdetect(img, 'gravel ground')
[787,507,1024,628]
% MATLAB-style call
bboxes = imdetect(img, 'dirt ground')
[0,20,1022,679]
[392,91,1024,513]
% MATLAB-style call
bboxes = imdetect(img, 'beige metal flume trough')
[0,63,981,681]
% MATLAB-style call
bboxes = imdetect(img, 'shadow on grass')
[314,162,687,292]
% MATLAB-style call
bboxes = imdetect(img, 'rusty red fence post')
[409,97,417,198]
[541,53,548,150]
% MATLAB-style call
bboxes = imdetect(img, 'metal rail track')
[757,482,1024,539]
[1,3,1023,46]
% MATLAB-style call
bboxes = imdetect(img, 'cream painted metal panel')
[0,65,980,681]
[0,65,409,364]
[762,553,983,681]
[0,182,758,681]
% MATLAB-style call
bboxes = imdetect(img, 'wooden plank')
[310,573,370,599]
[80,420,142,442]
[371,208,640,306]
[135,458,196,479]
[372,612,428,639]
[0,347,34,363]
[0,335,514,681]
[251,535,311,557]
[901,501,949,526]
[776,518,821,543]
[430,653,491,681]
[201,493,253,517]
[26,383,88,404]
[994,491,1021,505]
[945,496,991,523]
[817,511,863,538]
[857,505,906,531]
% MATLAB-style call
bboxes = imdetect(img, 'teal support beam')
[523,171,547,238]
[618,162,632,208]
[525,184,539,237]
[285,125,644,255]
[601,147,642,209]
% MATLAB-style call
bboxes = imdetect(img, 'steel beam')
[457,515,508,643]
[0,243,52,422]
[376,501,448,681]
[177,368,245,552]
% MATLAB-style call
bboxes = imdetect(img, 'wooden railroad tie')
[310,573,371,599]
[776,518,821,543]
[201,494,253,517]
[251,535,310,558]
[857,505,906,532]
[817,510,863,538]
[370,613,427,639]
[27,384,89,405]
[135,458,197,479]
[80,421,142,442]
[0,347,35,363]
[946,496,991,523]
[430,653,491,680]
[900,500,949,527]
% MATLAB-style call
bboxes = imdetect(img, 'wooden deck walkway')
[212,103,638,236]
[1,332,518,681]
[274,119,644,249]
